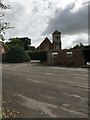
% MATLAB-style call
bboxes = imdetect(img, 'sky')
[3,0,89,49]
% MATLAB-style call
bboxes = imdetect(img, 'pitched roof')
[52,30,61,35]
[37,37,51,48]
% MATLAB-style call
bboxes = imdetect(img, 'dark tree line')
[71,43,90,49]
[7,37,31,51]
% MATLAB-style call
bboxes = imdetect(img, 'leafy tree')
[71,43,90,49]
[28,46,36,51]
[72,44,80,49]
[84,45,90,49]
[8,37,31,51]
[0,1,11,41]
[6,45,30,63]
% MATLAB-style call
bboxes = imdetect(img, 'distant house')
[37,30,62,51]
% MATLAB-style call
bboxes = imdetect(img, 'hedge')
[28,51,47,62]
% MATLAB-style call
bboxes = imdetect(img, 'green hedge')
[28,51,47,62]
[28,51,40,60]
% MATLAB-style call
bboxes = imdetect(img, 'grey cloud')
[4,1,88,48]
[4,2,26,27]
[88,36,90,44]
[42,2,88,36]
[72,37,88,45]
[4,2,37,38]
[4,1,53,39]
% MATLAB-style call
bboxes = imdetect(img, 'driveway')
[2,61,89,118]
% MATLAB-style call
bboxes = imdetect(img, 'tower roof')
[52,30,61,35]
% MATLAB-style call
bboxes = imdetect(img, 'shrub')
[6,45,30,63]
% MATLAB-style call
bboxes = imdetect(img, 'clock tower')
[52,30,61,50]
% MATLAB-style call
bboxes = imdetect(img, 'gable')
[37,37,53,50]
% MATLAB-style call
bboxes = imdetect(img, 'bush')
[6,45,30,63]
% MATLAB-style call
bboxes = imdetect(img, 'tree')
[0,1,11,41]
[28,46,36,51]
[6,45,30,63]
[71,43,90,49]
[4,37,31,63]
[8,37,31,51]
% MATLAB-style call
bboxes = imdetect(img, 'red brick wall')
[57,49,85,67]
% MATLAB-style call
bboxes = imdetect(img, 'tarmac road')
[2,61,89,118]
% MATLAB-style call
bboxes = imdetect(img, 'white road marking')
[48,67,88,72]
[18,94,58,118]
[62,92,88,101]
[60,107,87,116]
[45,73,55,75]
[27,78,47,84]
[67,73,88,77]
[18,94,87,117]
[46,72,88,77]
[74,85,89,89]
[46,72,88,88]
[63,104,70,107]
[45,73,88,87]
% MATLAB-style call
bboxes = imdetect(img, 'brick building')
[37,30,61,51]
[37,37,53,51]
[47,49,86,67]
[37,30,87,67]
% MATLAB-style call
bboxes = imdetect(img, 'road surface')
[2,62,89,118]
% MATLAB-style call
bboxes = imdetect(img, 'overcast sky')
[4,0,89,49]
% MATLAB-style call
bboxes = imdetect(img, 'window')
[52,52,58,58]
[66,52,72,57]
